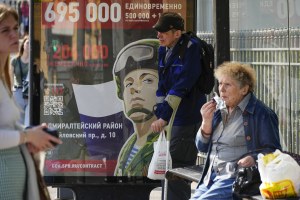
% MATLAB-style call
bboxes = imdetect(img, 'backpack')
[179,31,215,94]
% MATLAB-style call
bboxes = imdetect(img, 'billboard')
[33,0,194,184]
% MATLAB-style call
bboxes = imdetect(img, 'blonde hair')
[214,62,256,92]
[0,4,18,93]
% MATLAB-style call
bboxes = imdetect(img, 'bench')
[165,152,205,183]
[165,152,206,182]
[165,164,204,183]
[166,166,264,200]
[165,151,300,200]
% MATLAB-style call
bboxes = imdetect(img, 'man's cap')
[153,12,184,32]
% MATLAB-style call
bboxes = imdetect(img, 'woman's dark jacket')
[196,93,282,184]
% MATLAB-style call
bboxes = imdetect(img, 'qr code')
[44,96,64,115]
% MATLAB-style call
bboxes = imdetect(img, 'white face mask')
[213,92,226,110]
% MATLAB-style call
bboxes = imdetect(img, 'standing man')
[113,39,161,176]
[151,12,206,200]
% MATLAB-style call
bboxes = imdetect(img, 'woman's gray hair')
[214,62,256,92]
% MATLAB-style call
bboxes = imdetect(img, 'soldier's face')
[122,69,158,123]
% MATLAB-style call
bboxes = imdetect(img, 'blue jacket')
[196,93,282,184]
[155,35,206,126]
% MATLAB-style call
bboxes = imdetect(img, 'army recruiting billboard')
[33,0,194,184]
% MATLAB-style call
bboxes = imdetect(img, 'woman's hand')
[237,155,256,167]
[26,143,39,154]
[201,100,217,122]
[26,124,62,152]
[199,100,216,135]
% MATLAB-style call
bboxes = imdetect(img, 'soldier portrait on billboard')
[113,39,160,176]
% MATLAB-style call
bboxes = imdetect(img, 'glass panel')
[288,0,300,153]
[196,0,213,32]
[229,0,300,154]
[32,0,195,184]
[196,0,214,45]
[196,0,214,100]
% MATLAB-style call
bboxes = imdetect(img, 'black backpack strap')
[178,33,191,60]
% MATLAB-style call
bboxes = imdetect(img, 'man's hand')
[151,118,167,133]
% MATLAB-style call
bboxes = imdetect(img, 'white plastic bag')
[257,149,300,199]
[147,131,172,180]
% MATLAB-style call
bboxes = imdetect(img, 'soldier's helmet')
[113,39,160,99]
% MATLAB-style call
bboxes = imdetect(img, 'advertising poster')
[33,0,191,181]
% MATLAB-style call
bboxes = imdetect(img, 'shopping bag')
[147,131,172,180]
[257,149,300,199]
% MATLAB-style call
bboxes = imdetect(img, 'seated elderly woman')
[191,62,282,200]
